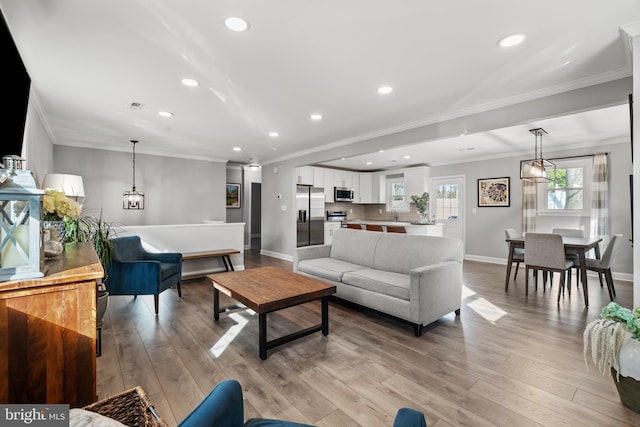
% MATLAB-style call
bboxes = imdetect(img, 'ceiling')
[1,1,637,170]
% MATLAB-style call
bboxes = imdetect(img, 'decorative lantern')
[0,155,44,282]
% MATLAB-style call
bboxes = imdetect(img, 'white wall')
[22,96,53,182]
[53,145,227,226]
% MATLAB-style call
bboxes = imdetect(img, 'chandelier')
[123,140,144,209]
[519,128,555,183]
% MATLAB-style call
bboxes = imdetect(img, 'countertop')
[344,220,441,226]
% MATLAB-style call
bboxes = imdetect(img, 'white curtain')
[522,180,536,233]
[589,153,609,246]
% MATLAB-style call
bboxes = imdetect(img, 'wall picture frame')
[226,183,241,208]
[478,177,510,207]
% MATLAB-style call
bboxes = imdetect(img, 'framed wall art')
[477,177,510,207]
[226,183,241,208]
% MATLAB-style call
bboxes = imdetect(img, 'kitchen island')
[344,220,444,236]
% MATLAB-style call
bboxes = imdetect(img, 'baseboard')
[464,254,633,283]
[259,249,293,262]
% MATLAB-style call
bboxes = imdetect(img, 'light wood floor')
[97,251,640,426]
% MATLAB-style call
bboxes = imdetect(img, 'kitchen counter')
[344,220,444,236]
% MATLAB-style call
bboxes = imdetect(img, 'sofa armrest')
[293,244,331,272]
[409,261,463,319]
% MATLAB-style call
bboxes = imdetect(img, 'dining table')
[505,235,602,306]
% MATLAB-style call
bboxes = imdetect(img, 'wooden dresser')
[0,243,103,407]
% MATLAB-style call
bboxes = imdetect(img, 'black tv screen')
[1,8,30,158]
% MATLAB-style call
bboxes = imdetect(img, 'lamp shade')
[41,173,85,198]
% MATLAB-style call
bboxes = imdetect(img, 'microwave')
[334,187,354,202]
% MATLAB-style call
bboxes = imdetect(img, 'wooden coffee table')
[208,266,336,360]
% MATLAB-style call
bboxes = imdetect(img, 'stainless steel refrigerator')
[296,185,325,247]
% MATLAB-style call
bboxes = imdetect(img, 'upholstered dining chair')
[585,234,623,301]
[364,224,384,232]
[504,228,524,284]
[552,228,585,291]
[524,233,575,302]
[106,235,182,314]
[386,225,407,233]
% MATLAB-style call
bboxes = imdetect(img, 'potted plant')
[584,302,640,413]
[65,211,119,327]
[410,192,430,224]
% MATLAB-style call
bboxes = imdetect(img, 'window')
[386,174,408,211]
[538,159,591,215]
[435,183,459,220]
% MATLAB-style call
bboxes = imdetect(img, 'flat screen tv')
[1,8,30,158]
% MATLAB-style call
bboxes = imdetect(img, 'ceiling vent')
[129,102,144,111]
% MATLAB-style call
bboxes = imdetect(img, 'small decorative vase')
[419,213,428,224]
[612,334,640,414]
[43,220,66,248]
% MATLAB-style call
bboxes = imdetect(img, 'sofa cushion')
[374,233,463,274]
[297,258,363,282]
[342,269,410,301]
[329,228,382,268]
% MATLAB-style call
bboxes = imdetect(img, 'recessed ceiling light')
[377,86,393,95]
[225,17,249,32]
[458,147,476,151]
[310,113,323,121]
[403,155,411,159]
[181,78,199,87]
[269,131,279,137]
[379,150,385,153]
[341,157,346,160]
[497,33,526,48]
[365,161,373,165]
[233,147,242,152]
[158,111,173,117]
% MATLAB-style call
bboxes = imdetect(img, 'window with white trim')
[537,158,591,215]
[386,174,408,211]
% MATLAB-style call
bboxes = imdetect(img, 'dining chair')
[504,228,524,284]
[364,224,384,232]
[552,228,585,291]
[584,234,623,301]
[524,233,574,302]
[346,223,363,230]
[386,225,407,233]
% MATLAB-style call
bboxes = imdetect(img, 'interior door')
[431,176,464,242]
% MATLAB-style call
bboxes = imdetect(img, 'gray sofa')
[294,228,463,336]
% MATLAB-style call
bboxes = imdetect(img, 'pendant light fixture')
[520,128,556,183]
[123,140,144,209]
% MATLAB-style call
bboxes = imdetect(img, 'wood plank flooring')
[97,251,640,426]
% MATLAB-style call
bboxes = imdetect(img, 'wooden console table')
[0,243,103,407]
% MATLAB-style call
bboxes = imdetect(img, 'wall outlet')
[350,208,353,214]
[378,209,382,214]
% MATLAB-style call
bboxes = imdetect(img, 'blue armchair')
[106,235,182,314]
[178,380,427,427]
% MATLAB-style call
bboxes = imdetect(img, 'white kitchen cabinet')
[324,222,342,244]
[372,172,385,203]
[358,173,373,203]
[323,168,334,202]
[352,172,360,202]
[334,170,353,188]
[405,223,444,236]
[312,167,325,188]
[295,166,314,185]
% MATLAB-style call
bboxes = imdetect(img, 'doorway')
[250,182,261,251]
[431,175,465,242]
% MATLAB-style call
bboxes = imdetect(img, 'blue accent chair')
[177,380,427,427]
[106,235,182,314]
